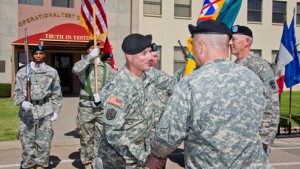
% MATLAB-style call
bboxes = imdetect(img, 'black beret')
[31,45,45,55]
[232,25,253,38]
[122,34,152,55]
[86,40,100,50]
[188,20,232,38]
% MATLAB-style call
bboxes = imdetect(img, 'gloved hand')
[50,112,58,121]
[90,48,99,58]
[93,93,101,104]
[21,101,33,112]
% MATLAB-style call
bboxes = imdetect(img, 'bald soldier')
[147,20,272,168]
[230,25,280,154]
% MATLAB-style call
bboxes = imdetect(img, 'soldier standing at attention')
[230,25,280,154]
[72,40,116,169]
[146,20,272,169]
[99,33,174,169]
[14,45,63,169]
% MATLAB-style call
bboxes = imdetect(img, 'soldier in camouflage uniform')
[14,45,63,169]
[230,25,280,154]
[72,40,116,169]
[148,43,170,130]
[99,34,174,169]
[147,20,272,169]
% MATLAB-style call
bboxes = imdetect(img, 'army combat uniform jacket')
[100,67,174,168]
[151,59,272,169]
[235,52,280,145]
[14,64,63,120]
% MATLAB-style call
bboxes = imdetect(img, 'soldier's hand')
[90,48,99,58]
[21,101,33,112]
[93,94,101,104]
[50,112,58,121]
[145,154,166,169]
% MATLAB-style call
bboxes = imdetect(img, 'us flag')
[80,0,108,38]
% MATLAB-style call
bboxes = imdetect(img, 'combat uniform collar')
[30,61,45,71]
[202,58,228,67]
[235,52,254,65]
[123,67,147,90]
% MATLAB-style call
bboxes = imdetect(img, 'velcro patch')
[106,108,117,120]
[108,96,122,108]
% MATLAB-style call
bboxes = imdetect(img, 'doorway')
[52,54,73,94]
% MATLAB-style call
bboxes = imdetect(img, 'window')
[297,3,300,25]
[174,0,191,18]
[143,0,162,15]
[0,61,5,73]
[18,52,33,70]
[174,47,186,73]
[18,0,43,5]
[154,46,162,70]
[272,1,286,24]
[271,50,278,65]
[52,0,74,8]
[247,0,262,22]
[251,49,262,56]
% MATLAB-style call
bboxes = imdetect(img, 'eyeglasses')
[151,43,157,51]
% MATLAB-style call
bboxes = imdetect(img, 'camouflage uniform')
[173,67,185,83]
[151,67,185,137]
[151,59,272,168]
[100,67,174,168]
[235,52,280,147]
[72,55,115,164]
[14,64,62,168]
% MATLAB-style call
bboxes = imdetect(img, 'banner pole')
[93,3,98,94]
[288,87,292,134]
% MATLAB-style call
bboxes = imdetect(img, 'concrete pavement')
[0,97,300,169]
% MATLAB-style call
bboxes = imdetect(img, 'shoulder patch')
[106,108,117,120]
[108,96,122,108]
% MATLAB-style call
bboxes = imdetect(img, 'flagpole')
[277,94,281,135]
[93,3,98,94]
[288,87,292,134]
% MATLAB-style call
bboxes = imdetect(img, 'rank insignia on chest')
[106,108,117,120]
[108,96,122,108]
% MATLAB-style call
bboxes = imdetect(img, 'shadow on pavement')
[46,156,61,169]
[65,130,80,138]
[69,151,84,169]
[167,148,185,167]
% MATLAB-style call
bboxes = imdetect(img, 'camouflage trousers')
[19,115,53,169]
[76,106,103,164]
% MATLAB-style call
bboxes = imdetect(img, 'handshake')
[145,154,166,169]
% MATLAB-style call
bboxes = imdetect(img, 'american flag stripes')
[80,0,108,38]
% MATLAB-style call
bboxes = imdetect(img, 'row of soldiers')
[14,20,279,169]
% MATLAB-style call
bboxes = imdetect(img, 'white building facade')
[0,0,299,91]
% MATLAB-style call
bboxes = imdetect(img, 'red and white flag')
[103,37,118,71]
[80,0,108,38]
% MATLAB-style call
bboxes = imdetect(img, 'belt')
[80,95,94,101]
[31,97,50,106]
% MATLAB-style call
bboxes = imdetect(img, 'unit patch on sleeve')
[106,108,117,120]
[108,96,122,108]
